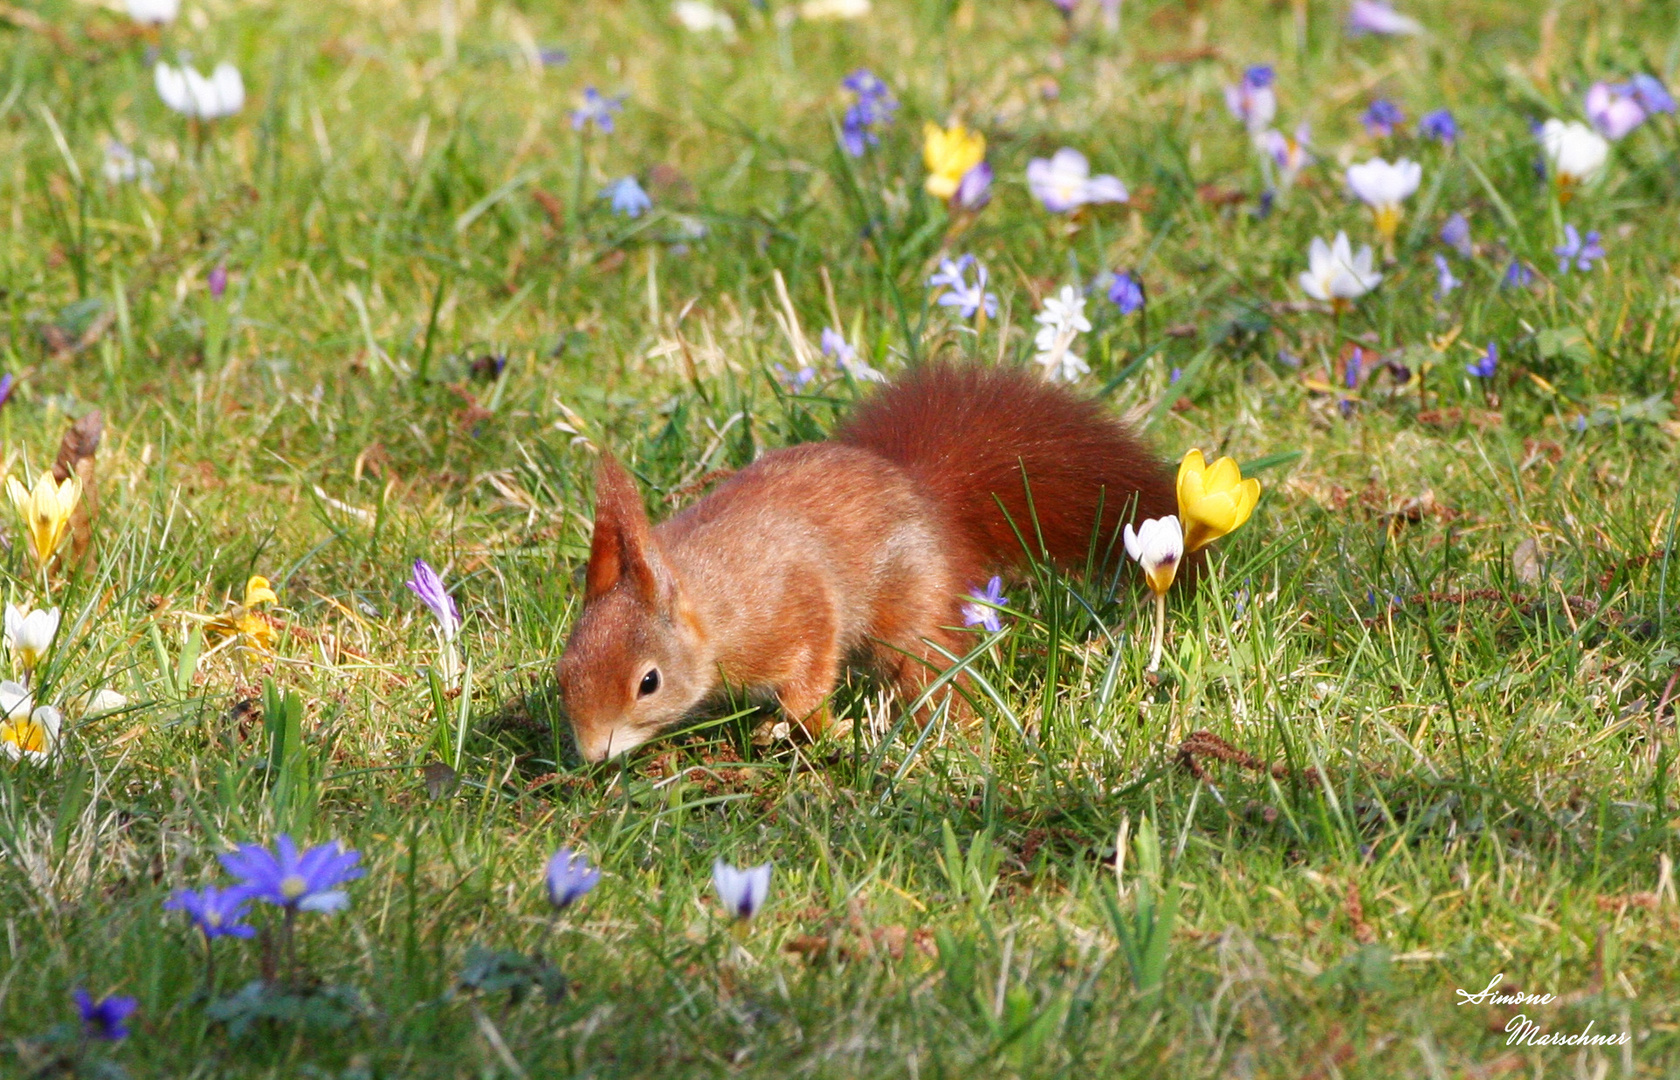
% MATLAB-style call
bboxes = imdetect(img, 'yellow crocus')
[1175,449,1261,552]
[243,576,278,607]
[922,122,985,201]
[205,575,279,654]
[6,473,81,569]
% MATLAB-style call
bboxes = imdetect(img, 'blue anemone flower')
[219,836,364,914]
[164,884,257,940]
[74,990,138,1041]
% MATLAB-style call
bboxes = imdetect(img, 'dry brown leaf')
[52,410,101,572]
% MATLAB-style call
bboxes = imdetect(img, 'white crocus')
[1123,515,1184,674]
[1538,119,1610,198]
[1026,148,1129,214]
[0,681,58,764]
[1345,157,1421,242]
[127,0,180,24]
[1298,231,1382,312]
[155,61,246,120]
[4,604,59,675]
[1123,516,1184,596]
[84,689,129,717]
[798,0,870,17]
[1032,286,1093,383]
[712,859,772,938]
[672,1,736,35]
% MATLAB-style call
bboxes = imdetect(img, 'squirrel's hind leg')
[772,589,842,740]
[872,621,978,726]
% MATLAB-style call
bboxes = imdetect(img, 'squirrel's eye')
[638,668,661,697]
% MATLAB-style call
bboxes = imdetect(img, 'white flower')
[1224,80,1276,134]
[712,859,772,921]
[154,61,246,121]
[127,0,179,24]
[798,0,870,18]
[84,689,128,717]
[102,139,156,189]
[672,1,736,35]
[1298,231,1382,309]
[1032,286,1093,383]
[0,680,30,719]
[0,681,57,764]
[1026,148,1129,213]
[1538,119,1610,189]
[4,604,59,674]
[1123,516,1184,595]
[1345,157,1421,240]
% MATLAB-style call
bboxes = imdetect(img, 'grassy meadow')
[3,0,1680,1075]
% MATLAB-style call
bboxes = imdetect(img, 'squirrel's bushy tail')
[835,363,1177,578]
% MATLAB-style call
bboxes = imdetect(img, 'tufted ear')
[584,455,667,605]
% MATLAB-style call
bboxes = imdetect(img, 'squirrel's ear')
[584,455,668,605]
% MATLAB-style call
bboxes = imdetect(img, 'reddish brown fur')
[834,362,1179,581]
[556,363,1175,763]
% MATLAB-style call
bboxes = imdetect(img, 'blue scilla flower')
[1466,342,1497,379]
[603,177,652,218]
[1419,109,1457,144]
[571,86,624,132]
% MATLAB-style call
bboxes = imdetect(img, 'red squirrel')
[556,362,1177,762]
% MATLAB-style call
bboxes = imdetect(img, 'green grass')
[3,0,1680,1075]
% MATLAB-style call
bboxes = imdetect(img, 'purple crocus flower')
[538,48,569,68]
[0,374,14,410]
[1348,0,1421,36]
[1362,99,1404,137]
[1630,73,1676,115]
[164,885,257,940]
[1419,109,1457,143]
[1108,272,1144,315]
[1344,347,1364,389]
[1585,82,1647,140]
[219,835,364,914]
[407,558,461,641]
[1554,224,1604,273]
[1502,260,1533,289]
[208,263,228,300]
[961,576,1006,633]
[545,847,601,910]
[73,990,138,1041]
[1433,254,1459,298]
[570,87,624,132]
[1440,213,1472,258]
[1467,342,1497,379]
[840,69,897,157]
[603,176,651,218]
[951,162,993,212]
